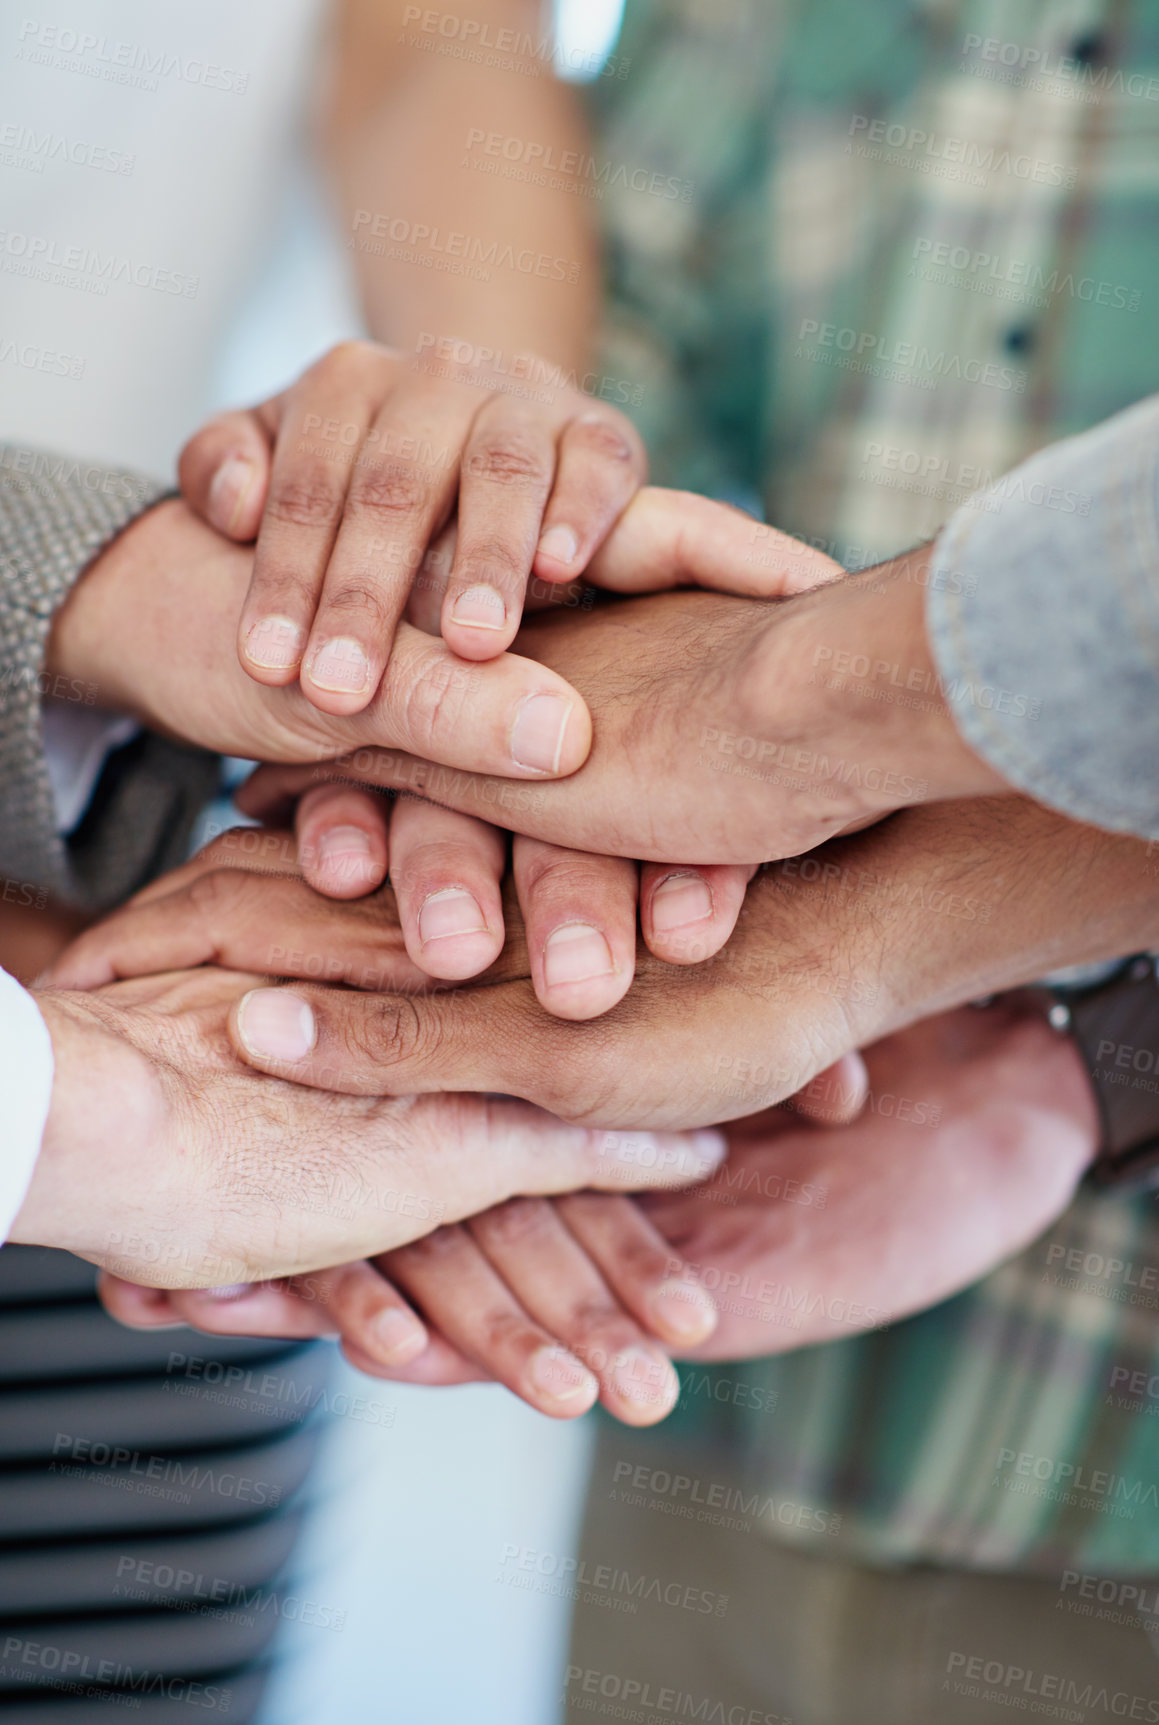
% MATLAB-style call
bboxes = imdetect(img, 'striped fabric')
[588,0,1159,1572]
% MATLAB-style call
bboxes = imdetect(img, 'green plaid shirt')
[589,0,1159,1573]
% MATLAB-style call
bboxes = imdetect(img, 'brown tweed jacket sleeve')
[0,447,220,911]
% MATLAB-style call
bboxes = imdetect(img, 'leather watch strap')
[1055,956,1159,1190]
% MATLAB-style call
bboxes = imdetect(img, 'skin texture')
[47,497,593,782]
[181,341,648,697]
[238,531,1003,869]
[194,796,1159,1131]
[14,967,724,1299]
[101,1002,1097,1415]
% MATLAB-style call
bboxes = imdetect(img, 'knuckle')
[482,1307,541,1354]
[400,1223,468,1267]
[568,415,639,468]
[463,437,551,490]
[186,867,248,925]
[314,582,394,630]
[395,654,471,750]
[314,338,383,378]
[476,1196,553,1247]
[342,994,436,1069]
[266,470,344,531]
[347,460,433,522]
[455,533,527,588]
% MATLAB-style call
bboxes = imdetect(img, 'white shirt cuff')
[42,700,139,836]
[0,966,54,1242]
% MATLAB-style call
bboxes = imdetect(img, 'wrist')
[10,991,165,1259]
[826,798,1159,1044]
[46,498,252,736]
[751,548,1008,824]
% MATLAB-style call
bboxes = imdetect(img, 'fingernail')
[692,1130,728,1174]
[236,989,316,1062]
[510,693,573,774]
[450,584,507,630]
[538,525,579,566]
[649,1279,718,1344]
[245,615,305,671]
[529,1345,598,1403]
[371,1307,427,1365]
[544,923,614,988]
[610,1347,679,1410]
[209,454,255,533]
[203,1285,255,1303]
[419,887,487,944]
[651,873,714,932]
[595,1129,728,1183]
[317,825,374,885]
[307,637,371,694]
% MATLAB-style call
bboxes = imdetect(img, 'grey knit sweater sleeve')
[926,395,1159,840]
[0,448,219,910]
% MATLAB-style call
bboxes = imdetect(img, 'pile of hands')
[24,340,1120,1427]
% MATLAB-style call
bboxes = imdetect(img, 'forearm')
[811,797,1159,1047]
[325,0,599,367]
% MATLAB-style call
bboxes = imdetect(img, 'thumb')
[177,399,282,541]
[587,487,845,600]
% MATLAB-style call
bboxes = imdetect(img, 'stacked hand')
[32,349,1158,1431]
[58,851,1096,1422]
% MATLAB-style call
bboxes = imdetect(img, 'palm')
[641,1003,1097,1359]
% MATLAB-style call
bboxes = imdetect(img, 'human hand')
[98,1193,720,1428]
[46,496,592,782]
[102,1000,1095,1415]
[214,794,1159,1130]
[13,967,724,1308]
[177,339,647,710]
[238,492,1001,864]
